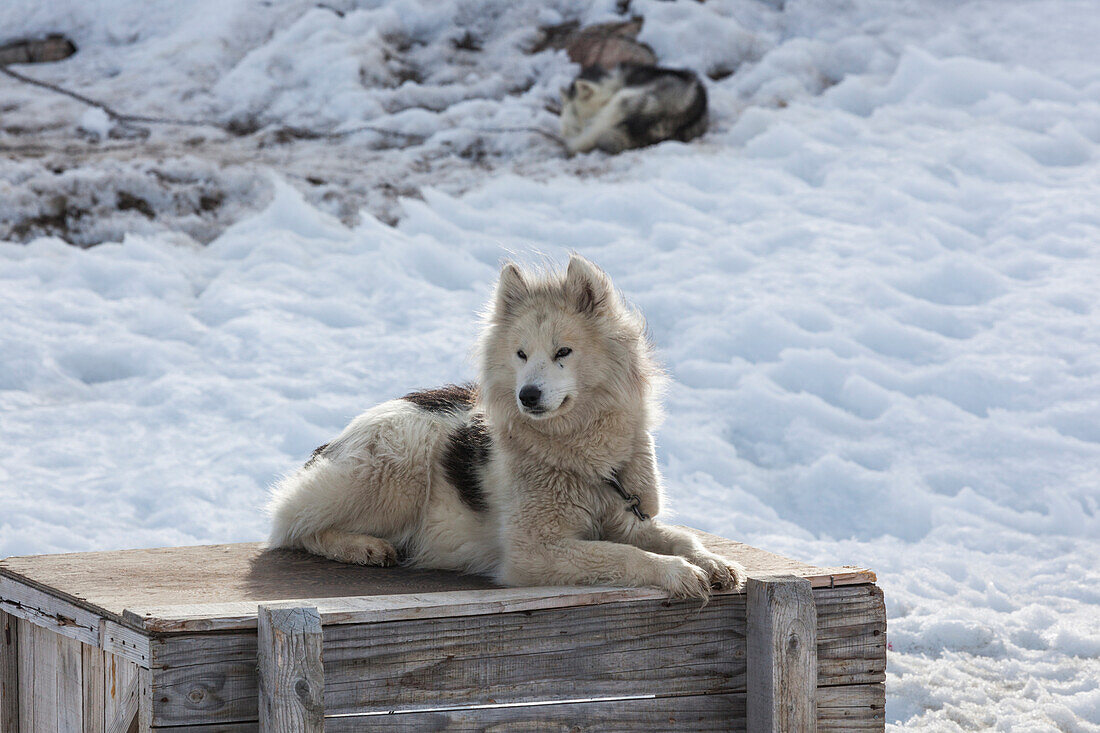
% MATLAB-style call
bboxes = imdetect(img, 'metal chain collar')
[605,470,650,521]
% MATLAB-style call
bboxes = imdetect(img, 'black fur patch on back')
[304,443,329,468]
[607,64,706,147]
[441,414,491,512]
[402,383,478,414]
[578,65,609,82]
[621,62,696,86]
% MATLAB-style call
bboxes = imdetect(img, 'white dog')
[267,256,744,598]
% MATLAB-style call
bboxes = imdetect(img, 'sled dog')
[560,63,708,154]
[267,256,744,598]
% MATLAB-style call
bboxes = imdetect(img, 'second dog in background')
[560,63,708,154]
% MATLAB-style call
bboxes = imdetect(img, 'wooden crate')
[0,529,885,731]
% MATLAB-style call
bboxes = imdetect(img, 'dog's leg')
[500,537,712,599]
[609,436,746,591]
[301,529,399,566]
[266,404,432,564]
[617,520,746,591]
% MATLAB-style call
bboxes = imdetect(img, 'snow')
[2,0,1099,729]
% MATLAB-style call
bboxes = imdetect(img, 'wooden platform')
[0,529,886,731]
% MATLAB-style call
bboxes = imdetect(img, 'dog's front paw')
[689,552,747,592]
[658,556,712,599]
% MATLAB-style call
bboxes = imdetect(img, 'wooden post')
[746,575,817,733]
[1,611,18,733]
[257,604,323,732]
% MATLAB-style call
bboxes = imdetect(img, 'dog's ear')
[573,79,597,102]
[565,254,612,316]
[495,261,528,317]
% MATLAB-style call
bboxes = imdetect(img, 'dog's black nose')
[518,385,542,409]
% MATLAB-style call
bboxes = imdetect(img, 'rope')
[0,64,565,149]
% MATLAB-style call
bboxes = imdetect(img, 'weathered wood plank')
[815,584,885,686]
[145,684,886,731]
[818,682,886,730]
[0,574,100,648]
[150,581,884,726]
[150,586,883,727]
[105,651,141,733]
[17,617,34,732]
[137,665,153,733]
[151,593,744,727]
[257,605,324,732]
[134,585,676,633]
[32,622,60,731]
[83,643,106,733]
[131,572,873,635]
[1,531,873,635]
[100,619,152,668]
[150,631,256,726]
[130,570,874,635]
[333,685,888,732]
[323,595,745,716]
[1,611,18,733]
[746,576,818,733]
[0,577,149,668]
[135,576,884,638]
[57,633,84,733]
[326,693,746,732]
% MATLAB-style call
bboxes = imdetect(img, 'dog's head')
[560,68,620,138]
[479,255,662,431]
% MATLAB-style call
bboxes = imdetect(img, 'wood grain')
[0,529,873,635]
[818,682,887,730]
[1,611,18,733]
[0,576,149,668]
[82,642,106,733]
[0,574,100,648]
[747,576,818,732]
[257,605,324,733]
[135,585,678,633]
[137,665,153,733]
[100,620,151,667]
[0,531,882,731]
[32,622,59,730]
[57,633,84,733]
[17,618,34,732]
[105,649,141,733]
[143,684,885,731]
[327,693,745,732]
[149,585,884,727]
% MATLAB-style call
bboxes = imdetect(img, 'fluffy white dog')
[267,256,745,598]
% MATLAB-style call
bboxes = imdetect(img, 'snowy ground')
[2,0,1100,729]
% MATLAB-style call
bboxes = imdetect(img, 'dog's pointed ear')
[573,79,597,102]
[495,261,528,317]
[565,255,612,316]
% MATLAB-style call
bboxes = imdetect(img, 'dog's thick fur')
[267,256,744,598]
[560,63,708,155]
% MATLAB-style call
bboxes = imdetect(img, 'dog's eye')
[555,347,572,359]
[517,350,527,361]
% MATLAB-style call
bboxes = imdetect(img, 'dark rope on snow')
[1,64,564,149]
